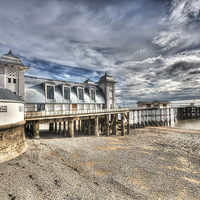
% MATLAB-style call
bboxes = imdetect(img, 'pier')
[24,105,200,139]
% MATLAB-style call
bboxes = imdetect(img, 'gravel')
[1,127,200,199]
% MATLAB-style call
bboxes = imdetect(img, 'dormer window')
[47,85,54,99]
[78,88,83,100]
[91,89,95,100]
[64,87,70,100]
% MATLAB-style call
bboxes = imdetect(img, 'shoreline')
[1,127,200,199]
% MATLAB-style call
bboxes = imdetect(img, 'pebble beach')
[1,127,200,200]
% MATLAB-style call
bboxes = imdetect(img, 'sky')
[0,0,200,106]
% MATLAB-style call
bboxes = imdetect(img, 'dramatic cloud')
[0,0,200,106]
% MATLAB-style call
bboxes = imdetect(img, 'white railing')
[24,108,131,118]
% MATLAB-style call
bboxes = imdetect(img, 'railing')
[24,108,131,118]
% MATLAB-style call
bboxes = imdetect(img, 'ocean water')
[171,118,200,130]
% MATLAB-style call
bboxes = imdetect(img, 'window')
[78,88,83,100]
[163,104,167,108]
[13,79,16,84]
[109,89,113,92]
[0,106,7,112]
[37,104,45,111]
[64,87,70,99]
[47,86,54,99]
[8,78,11,83]
[91,89,95,100]
[19,106,23,112]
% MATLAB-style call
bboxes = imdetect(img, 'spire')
[8,49,12,54]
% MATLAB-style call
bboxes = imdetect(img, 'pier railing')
[24,108,131,118]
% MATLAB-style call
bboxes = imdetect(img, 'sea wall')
[0,121,27,163]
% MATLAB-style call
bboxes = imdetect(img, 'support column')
[81,120,84,132]
[104,114,110,136]
[127,112,130,135]
[94,116,99,136]
[112,114,118,135]
[88,119,91,135]
[49,123,54,132]
[32,121,40,139]
[78,120,81,132]
[74,120,76,131]
[68,120,74,138]
[84,121,87,134]
[121,113,125,136]
[55,122,57,133]
[63,121,66,136]
[59,122,61,134]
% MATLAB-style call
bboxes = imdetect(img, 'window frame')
[8,78,11,83]
[64,87,70,100]
[91,89,95,100]
[19,106,23,112]
[0,106,7,112]
[13,79,16,84]
[47,85,54,99]
[78,88,84,100]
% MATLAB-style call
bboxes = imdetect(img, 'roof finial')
[105,72,107,76]
[8,49,12,54]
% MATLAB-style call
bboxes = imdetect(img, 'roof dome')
[98,72,117,84]
[0,50,23,66]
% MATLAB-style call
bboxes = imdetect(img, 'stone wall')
[0,121,27,163]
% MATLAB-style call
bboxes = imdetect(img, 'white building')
[0,86,24,125]
[0,50,117,112]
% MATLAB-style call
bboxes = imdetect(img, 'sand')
[1,127,200,199]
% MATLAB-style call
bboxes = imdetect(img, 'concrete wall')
[54,104,62,111]
[0,121,27,163]
[46,104,54,111]
[63,104,70,110]
[0,66,5,87]
[0,102,24,125]
[5,67,19,95]
[18,69,25,100]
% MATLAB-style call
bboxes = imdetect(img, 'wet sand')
[1,127,200,199]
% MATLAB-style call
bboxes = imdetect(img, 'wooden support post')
[112,114,118,135]
[105,114,110,136]
[84,121,87,135]
[169,108,171,126]
[94,116,99,136]
[160,109,162,122]
[81,120,84,132]
[88,119,91,135]
[49,123,54,132]
[127,112,130,134]
[63,121,66,136]
[59,122,61,134]
[32,121,40,139]
[78,120,81,132]
[55,122,57,133]
[68,120,74,138]
[121,113,125,136]
[74,120,76,131]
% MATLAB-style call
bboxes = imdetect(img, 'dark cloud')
[0,0,200,106]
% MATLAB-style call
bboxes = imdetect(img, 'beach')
[1,127,200,200]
